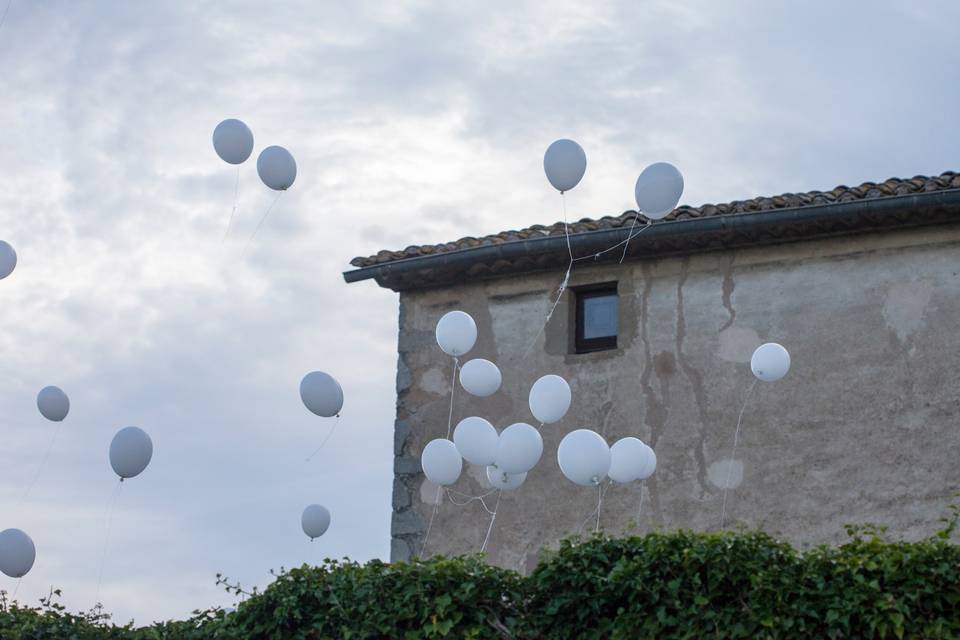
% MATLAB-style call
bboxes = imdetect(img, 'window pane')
[583,294,618,339]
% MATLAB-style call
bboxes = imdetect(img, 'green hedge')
[3,525,959,639]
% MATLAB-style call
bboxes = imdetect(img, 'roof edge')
[344,189,960,291]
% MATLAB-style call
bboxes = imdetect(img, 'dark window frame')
[574,282,619,354]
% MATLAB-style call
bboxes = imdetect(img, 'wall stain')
[639,264,667,526]
[719,253,737,332]
[676,258,711,497]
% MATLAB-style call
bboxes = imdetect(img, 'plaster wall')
[389,224,960,570]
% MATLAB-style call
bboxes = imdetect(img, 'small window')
[575,284,618,353]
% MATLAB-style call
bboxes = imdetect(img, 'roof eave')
[343,189,960,292]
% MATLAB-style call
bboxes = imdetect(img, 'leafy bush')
[2,523,959,639]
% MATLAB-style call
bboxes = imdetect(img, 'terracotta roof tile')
[350,171,959,268]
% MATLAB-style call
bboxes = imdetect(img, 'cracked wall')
[389,223,960,564]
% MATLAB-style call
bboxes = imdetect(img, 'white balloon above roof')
[634,162,684,220]
[544,139,587,193]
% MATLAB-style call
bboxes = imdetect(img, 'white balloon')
[634,162,684,220]
[459,359,501,397]
[301,504,331,540]
[528,374,572,424]
[300,371,344,417]
[36,386,69,422]
[557,429,611,486]
[751,342,791,382]
[212,119,254,165]
[608,437,649,483]
[636,442,657,480]
[0,240,16,280]
[109,426,153,479]
[0,529,35,578]
[486,465,526,491]
[453,417,498,466]
[421,439,462,486]
[543,139,587,193]
[257,145,297,191]
[494,423,543,474]
[435,310,477,357]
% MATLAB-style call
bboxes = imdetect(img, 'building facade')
[345,172,960,570]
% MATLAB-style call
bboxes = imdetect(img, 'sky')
[0,0,957,624]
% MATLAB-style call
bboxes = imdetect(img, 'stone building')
[344,171,960,569]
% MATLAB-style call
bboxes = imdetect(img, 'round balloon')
[421,439,462,486]
[486,465,526,491]
[0,240,16,280]
[300,371,344,417]
[751,343,791,382]
[36,386,69,422]
[435,310,477,357]
[543,139,587,193]
[636,442,657,481]
[453,417,498,466]
[459,359,501,397]
[257,145,297,191]
[608,437,647,483]
[0,528,35,578]
[109,426,153,479]
[212,119,254,165]
[301,504,331,540]
[634,162,684,220]
[529,374,571,424]
[494,422,543,475]
[557,429,611,486]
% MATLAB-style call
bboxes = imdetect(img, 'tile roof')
[350,171,960,268]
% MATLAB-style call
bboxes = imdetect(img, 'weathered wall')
[390,224,960,569]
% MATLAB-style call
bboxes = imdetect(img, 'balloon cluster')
[213,119,297,191]
[424,310,565,491]
[543,139,684,220]
[423,309,654,500]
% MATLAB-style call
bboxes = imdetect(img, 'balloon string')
[619,213,641,263]
[94,480,123,608]
[0,0,12,34]
[574,219,652,264]
[305,415,340,462]
[576,482,610,535]
[419,486,443,559]
[445,357,459,439]
[445,488,498,506]
[596,482,603,533]
[243,191,283,255]
[18,422,62,507]
[637,480,645,526]
[12,577,21,600]
[480,490,502,553]
[523,208,651,358]
[720,379,758,528]
[222,167,241,243]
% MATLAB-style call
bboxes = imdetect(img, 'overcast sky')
[0,0,957,624]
